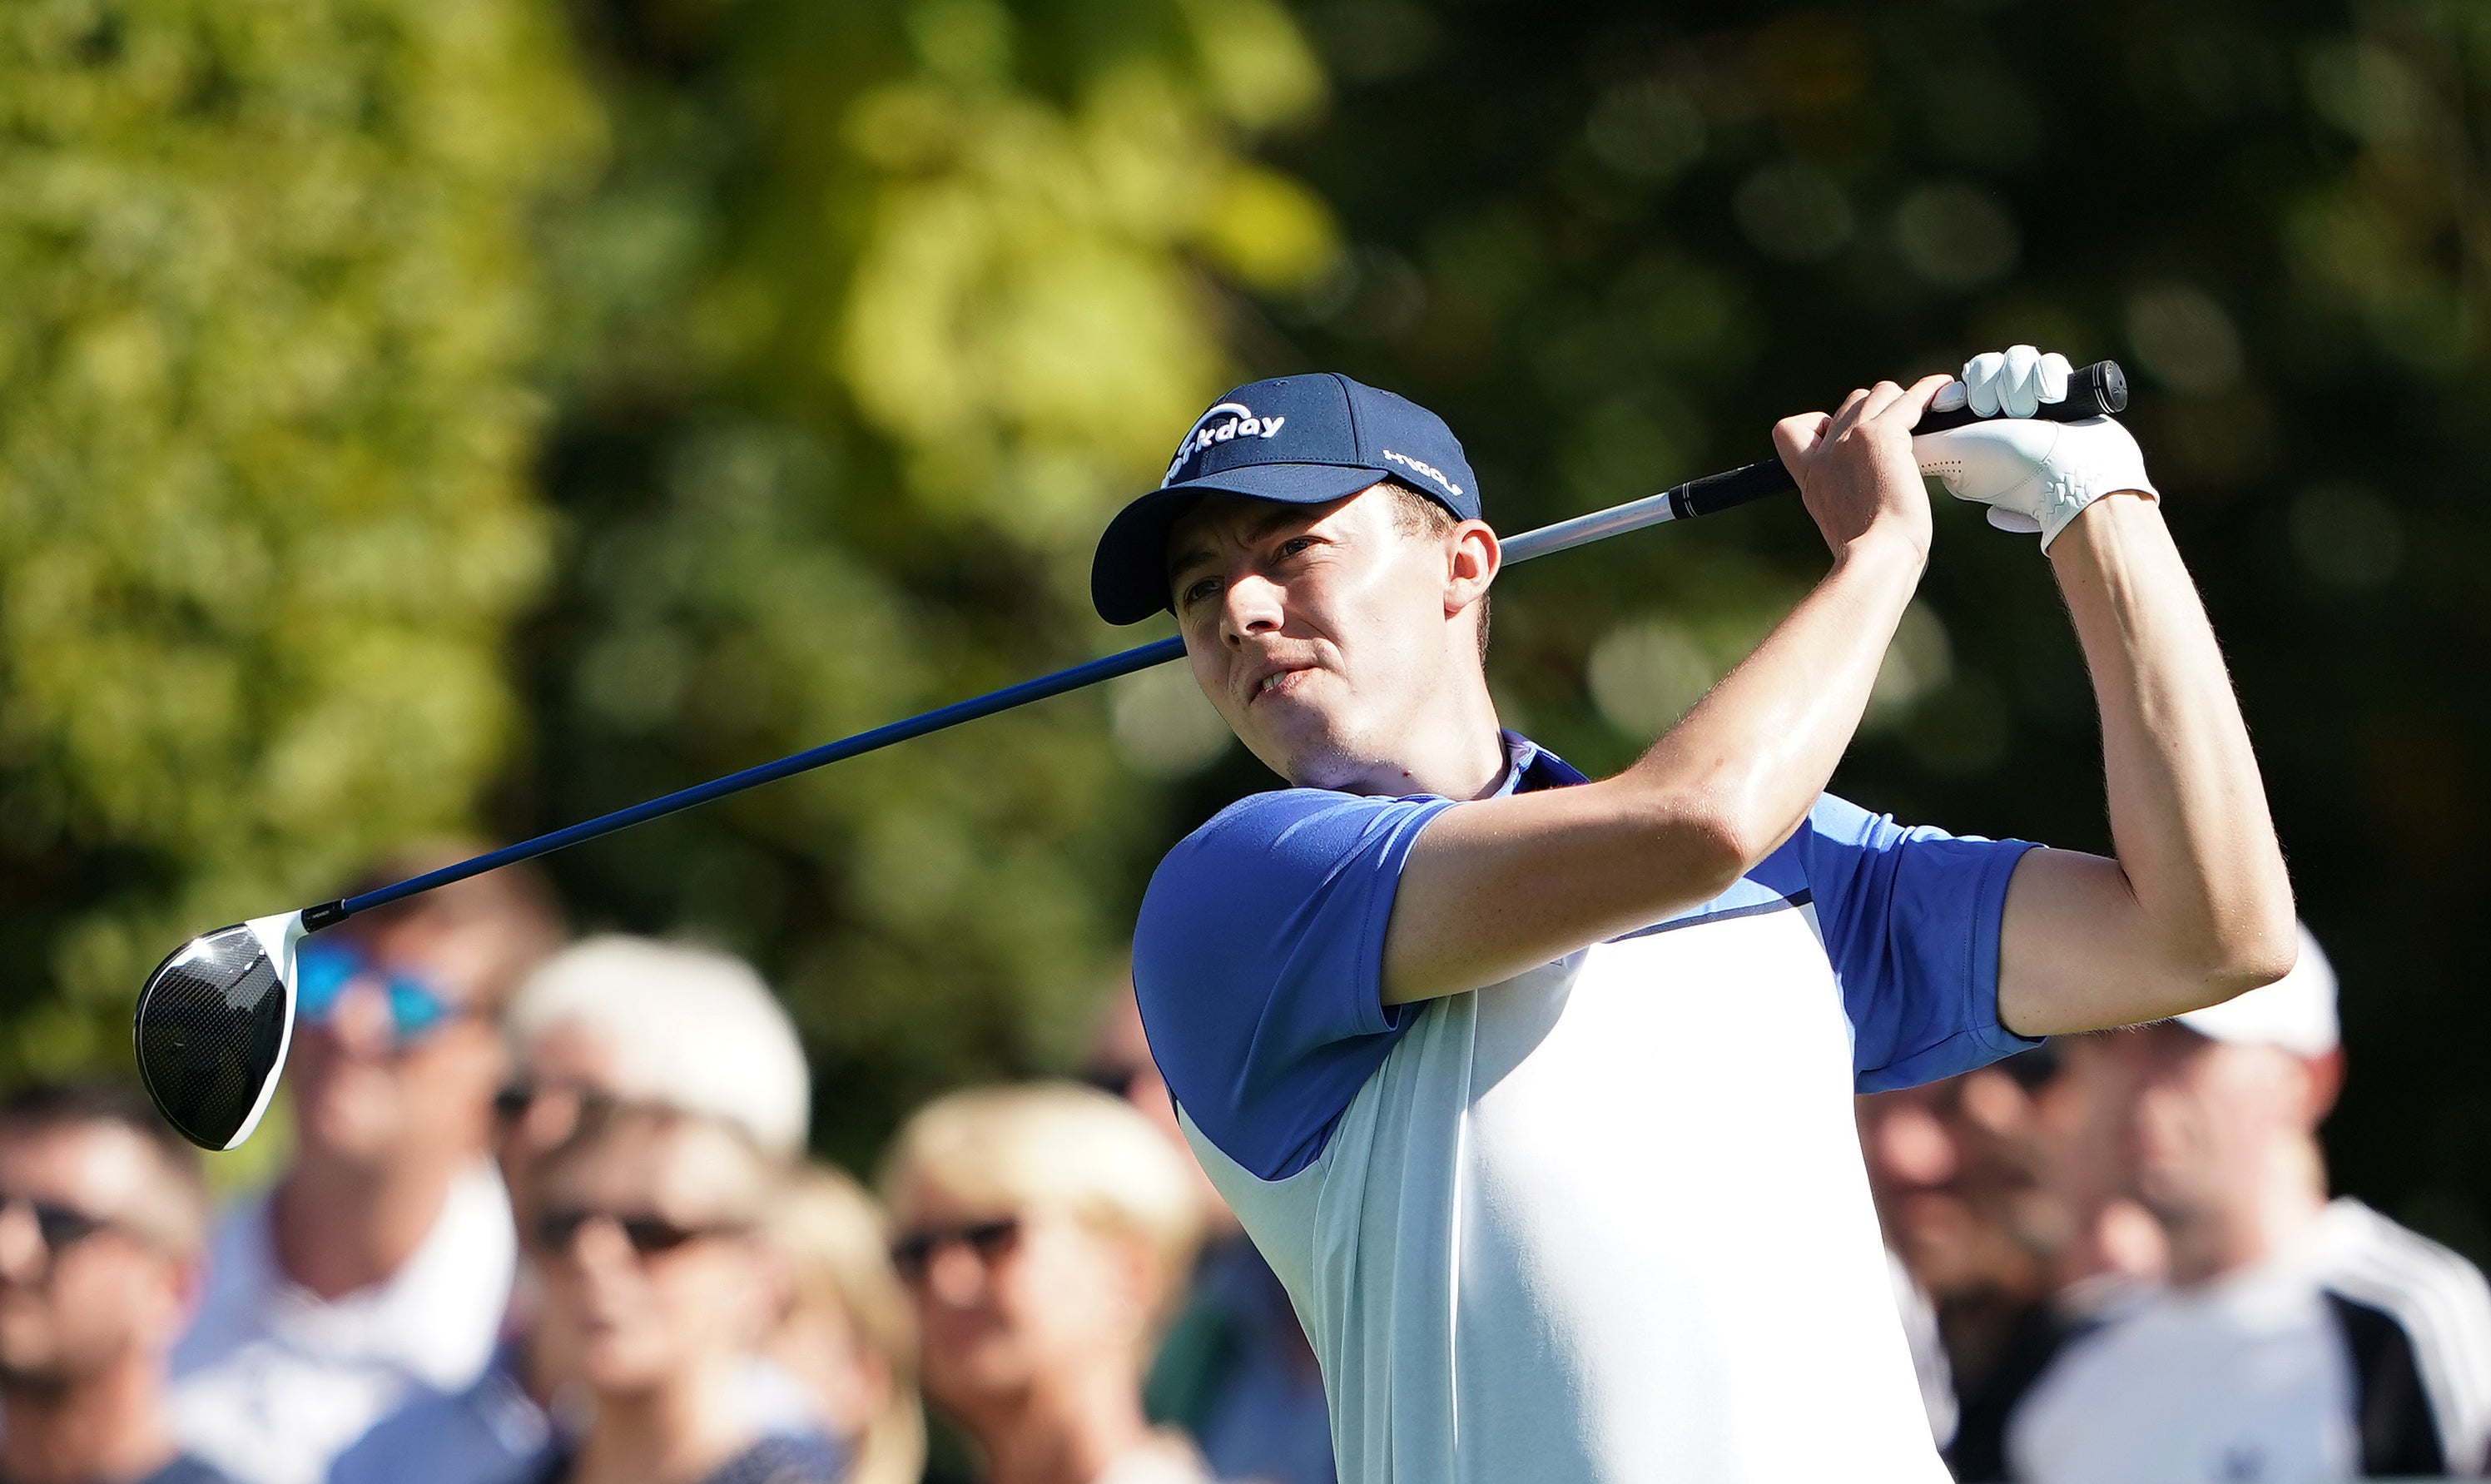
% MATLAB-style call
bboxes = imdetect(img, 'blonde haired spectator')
[881,1083,1211,1484]
[763,1164,924,1484]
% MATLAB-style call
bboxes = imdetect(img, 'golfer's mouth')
[1248,666,1314,706]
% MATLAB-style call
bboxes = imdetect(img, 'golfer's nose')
[1219,573,1284,645]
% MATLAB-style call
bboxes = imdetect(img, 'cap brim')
[1089,464,1391,625]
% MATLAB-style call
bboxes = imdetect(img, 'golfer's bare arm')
[1382,398,2297,1020]
[1382,378,1950,1005]
[1988,499,2295,1035]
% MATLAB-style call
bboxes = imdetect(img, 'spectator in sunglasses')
[171,846,563,1484]
[524,1101,838,1484]
[330,936,830,1484]
[0,1081,230,1484]
[880,1083,1211,1484]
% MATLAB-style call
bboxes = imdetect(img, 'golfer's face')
[1167,486,1457,787]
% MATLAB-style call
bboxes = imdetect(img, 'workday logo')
[1164,402,1288,485]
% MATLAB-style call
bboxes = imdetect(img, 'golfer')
[1088,350,2297,1483]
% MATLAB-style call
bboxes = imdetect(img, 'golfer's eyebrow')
[1167,542,1217,588]
[1169,507,1322,588]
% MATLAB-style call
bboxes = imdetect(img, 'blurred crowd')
[0,846,1326,1484]
[2,847,2487,1484]
[1863,927,2491,1482]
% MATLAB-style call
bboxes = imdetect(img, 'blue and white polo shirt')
[1134,732,2038,1484]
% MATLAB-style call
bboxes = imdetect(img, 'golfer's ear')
[1446,520,1499,612]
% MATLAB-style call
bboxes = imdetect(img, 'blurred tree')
[1220,0,2489,1252]
[0,0,598,1077]
[516,0,1335,1161]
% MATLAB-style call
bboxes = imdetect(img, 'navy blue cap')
[1089,373,1482,625]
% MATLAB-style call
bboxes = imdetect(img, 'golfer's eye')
[1179,575,1221,608]
[1274,536,1317,561]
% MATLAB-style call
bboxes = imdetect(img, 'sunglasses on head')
[0,1192,115,1255]
[533,1207,747,1258]
[295,941,468,1046]
[889,1217,1022,1283]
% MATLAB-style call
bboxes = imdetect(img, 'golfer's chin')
[1237,696,1382,792]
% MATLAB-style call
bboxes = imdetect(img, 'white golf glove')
[1914,345,2158,550]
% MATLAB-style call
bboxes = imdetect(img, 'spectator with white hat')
[2002,925,2491,1482]
[491,936,815,1167]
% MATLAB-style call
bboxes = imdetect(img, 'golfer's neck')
[1305,657,1508,802]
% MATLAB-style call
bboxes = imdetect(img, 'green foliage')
[0,0,596,1071]
[516,0,1334,1160]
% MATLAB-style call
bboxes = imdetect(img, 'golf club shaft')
[311,361,2126,929]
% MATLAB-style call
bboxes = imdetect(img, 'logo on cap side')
[1164,403,1288,486]
[1380,448,1462,498]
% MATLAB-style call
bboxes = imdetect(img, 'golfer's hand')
[1913,345,2159,550]
[1772,375,1951,563]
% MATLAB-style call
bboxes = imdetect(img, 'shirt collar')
[1491,729,1588,797]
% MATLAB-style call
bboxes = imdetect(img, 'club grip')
[1917,359,2126,435]
[1674,360,2131,523]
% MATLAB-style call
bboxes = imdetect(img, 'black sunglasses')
[493,1082,617,1124]
[533,1206,747,1258]
[0,1193,114,1254]
[890,1217,1022,1283]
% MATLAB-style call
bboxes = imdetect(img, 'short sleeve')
[1786,794,2042,1090]
[1134,787,1454,1182]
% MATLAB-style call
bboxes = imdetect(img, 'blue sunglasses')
[294,941,466,1045]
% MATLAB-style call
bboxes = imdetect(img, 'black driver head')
[132,913,302,1151]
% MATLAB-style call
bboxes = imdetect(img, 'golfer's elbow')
[2165,898,2300,1013]
[1633,794,1757,906]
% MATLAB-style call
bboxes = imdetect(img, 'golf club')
[133,360,2127,1151]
